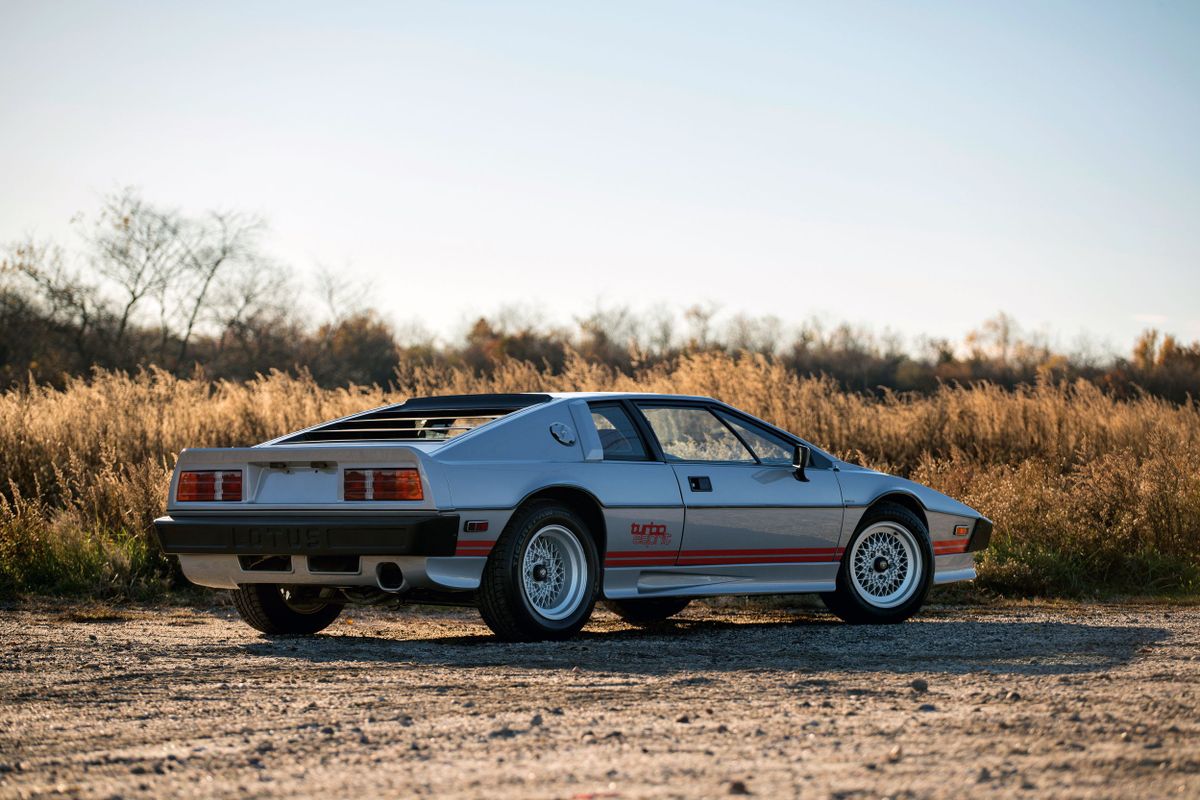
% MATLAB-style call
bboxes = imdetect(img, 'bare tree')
[168,211,263,367]
[87,189,178,351]
[313,263,370,328]
[83,189,265,369]
[643,305,677,357]
[2,239,105,358]
[684,302,720,350]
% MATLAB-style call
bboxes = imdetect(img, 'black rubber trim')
[153,514,459,556]
[397,393,551,411]
[967,517,993,552]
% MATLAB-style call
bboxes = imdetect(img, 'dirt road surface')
[1,601,1198,799]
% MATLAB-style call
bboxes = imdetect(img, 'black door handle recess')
[688,476,712,492]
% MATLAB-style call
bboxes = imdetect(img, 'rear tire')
[606,597,691,625]
[478,501,599,641]
[820,502,933,624]
[231,584,343,635]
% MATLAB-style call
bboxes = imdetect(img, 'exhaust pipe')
[375,562,406,592]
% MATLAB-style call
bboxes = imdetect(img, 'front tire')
[820,502,933,624]
[231,584,343,635]
[478,501,600,641]
[606,597,691,625]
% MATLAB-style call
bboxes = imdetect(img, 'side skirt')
[602,562,839,600]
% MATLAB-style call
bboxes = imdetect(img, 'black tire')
[231,584,343,635]
[606,597,691,625]
[478,501,600,641]
[820,502,933,624]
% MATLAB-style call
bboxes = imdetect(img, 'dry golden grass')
[2,354,1198,598]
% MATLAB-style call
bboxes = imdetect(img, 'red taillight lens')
[344,469,368,501]
[343,468,422,501]
[176,470,242,502]
[221,471,242,501]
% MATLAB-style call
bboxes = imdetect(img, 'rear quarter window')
[589,404,650,461]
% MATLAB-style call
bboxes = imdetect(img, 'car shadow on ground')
[235,612,1169,677]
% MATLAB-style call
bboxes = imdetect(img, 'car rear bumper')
[153,514,460,557]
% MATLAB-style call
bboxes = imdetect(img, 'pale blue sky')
[2,1,1198,351]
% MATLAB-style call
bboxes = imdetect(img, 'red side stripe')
[676,555,840,565]
[606,550,679,558]
[679,548,844,557]
[455,541,496,557]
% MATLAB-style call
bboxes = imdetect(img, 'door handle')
[688,476,712,492]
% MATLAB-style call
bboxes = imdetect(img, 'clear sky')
[2,1,1198,351]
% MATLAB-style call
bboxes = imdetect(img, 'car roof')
[545,391,718,403]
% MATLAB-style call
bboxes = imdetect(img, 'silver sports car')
[154,392,991,640]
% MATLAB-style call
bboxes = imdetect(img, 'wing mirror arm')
[792,444,811,482]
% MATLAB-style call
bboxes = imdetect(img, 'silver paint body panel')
[165,392,985,598]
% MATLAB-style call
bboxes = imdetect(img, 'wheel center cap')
[532,564,549,582]
[873,556,890,572]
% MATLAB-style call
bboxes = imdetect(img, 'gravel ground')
[1,600,1198,799]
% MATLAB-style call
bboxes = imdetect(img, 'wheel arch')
[864,492,929,534]
[516,485,607,557]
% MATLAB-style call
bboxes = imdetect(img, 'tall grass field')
[2,353,1199,600]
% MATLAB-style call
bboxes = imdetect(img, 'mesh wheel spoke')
[849,523,921,609]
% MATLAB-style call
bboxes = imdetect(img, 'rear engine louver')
[277,394,551,444]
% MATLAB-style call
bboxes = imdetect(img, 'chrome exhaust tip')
[375,562,406,592]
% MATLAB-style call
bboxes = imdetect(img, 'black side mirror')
[793,444,810,482]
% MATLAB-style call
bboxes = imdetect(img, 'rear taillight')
[177,470,242,502]
[344,468,423,501]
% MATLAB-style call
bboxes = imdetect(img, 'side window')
[716,411,794,465]
[589,404,650,461]
[639,406,755,463]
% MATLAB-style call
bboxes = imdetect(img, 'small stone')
[677,715,690,724]
[917,704,936,712]
[887,745,903,763]
[1120,731,1131,742]
[717,724,730,734]
[910,678,928,693]
[977,767,992,783]
[530,714,543,727]
[729,780,752,795]
[1006,691,1021,702]
[489,726,519,739]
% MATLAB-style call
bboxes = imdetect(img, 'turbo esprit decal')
[630,522,671,546]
